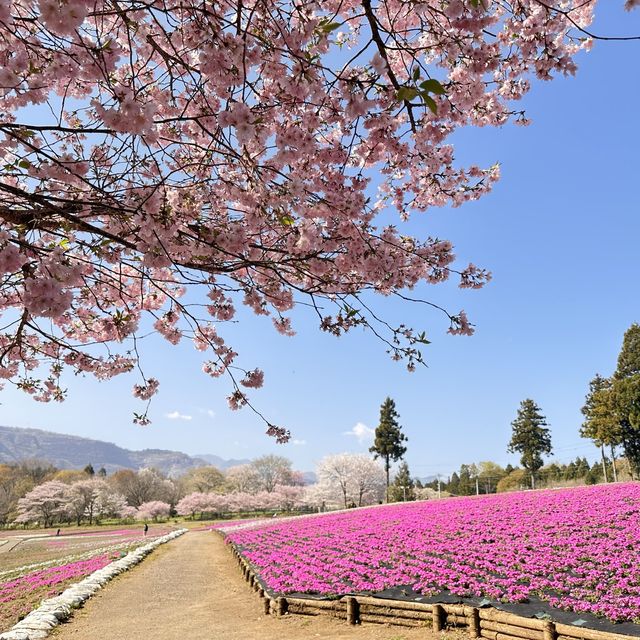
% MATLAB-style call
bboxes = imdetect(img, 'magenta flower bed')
[0,555,112,604]
[227,483,640,623]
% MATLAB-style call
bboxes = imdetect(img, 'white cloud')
[206,409,215,419]
[166,411,193,421]
[343,422,375,443]
[292,439,307,446]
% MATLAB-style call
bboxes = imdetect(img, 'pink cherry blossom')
[0,0,619,433]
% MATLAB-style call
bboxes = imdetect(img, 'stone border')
[0,529,187,640]
[224,537,638,640]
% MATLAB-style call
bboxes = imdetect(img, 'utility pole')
[437,475,441,499]
[475,476,479,496]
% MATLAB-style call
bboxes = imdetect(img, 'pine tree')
[615,323,640,379]
[458,464,474,496]
[507,399,552,489]
[84,464,95,476]
[448,472,460,495]
[389,461,415,502]
[612,324,640,478]
[370,397,407,502]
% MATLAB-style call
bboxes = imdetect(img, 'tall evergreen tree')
[580,374,620,482]
[370,397,407,502]
[458,464,474,496]
[613,324,640,478]
[389,461,415,502]
[448,472,460,495]
[507,399,552,489]
[615,324,640,379]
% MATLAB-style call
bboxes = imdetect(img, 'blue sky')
[1,3,639,478]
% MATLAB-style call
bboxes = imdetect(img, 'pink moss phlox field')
[227,483,640,623]
[0,555,111,604]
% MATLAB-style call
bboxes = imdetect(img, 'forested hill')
[0,425,245,476]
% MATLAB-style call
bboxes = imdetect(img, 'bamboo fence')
[225,541,638,640]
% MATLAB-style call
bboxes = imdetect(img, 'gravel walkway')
[51,531,460,640]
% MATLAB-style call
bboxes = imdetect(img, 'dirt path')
[52,531,461,640]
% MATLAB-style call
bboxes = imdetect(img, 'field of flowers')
[0,525,171,630]
[227,483,640,624]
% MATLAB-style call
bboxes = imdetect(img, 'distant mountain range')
[0,425,250,477]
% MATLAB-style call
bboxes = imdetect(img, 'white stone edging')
[0,528,187,640]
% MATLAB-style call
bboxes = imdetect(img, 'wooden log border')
[223,536,637,640]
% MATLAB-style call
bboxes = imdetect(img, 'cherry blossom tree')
[135,499,171,521]
[271,484,305,511]
[224,465,260,494]
[0,1,635,437]
[15,479,67,527]
[176,491,215,518]
[63,478,126,524]
[316,453,385,508]
[95,488,128,520]
[64,478,107,525]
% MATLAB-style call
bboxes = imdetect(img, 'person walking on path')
[143,523,149,537]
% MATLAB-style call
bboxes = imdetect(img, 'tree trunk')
[385,457,390,503]
[600,444,608,483]
[610,444,618,482]
[531,473,535,490]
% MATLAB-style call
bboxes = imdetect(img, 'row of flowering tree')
[177,454,388,517]
[13,476,181,526]
[176,485,306,519]
[15,479,127,527]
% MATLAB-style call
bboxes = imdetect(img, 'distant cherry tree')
[15,480,67,527]
[64,478,107,525]
[176,491,216,518]
[316,453,385,508]
[0,1,635,437]
[135,500,171,521]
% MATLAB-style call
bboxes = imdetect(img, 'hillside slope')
[0,425,223,476]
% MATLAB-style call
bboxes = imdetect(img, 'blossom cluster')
[0,0,607,426]
[227,483,640,623]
